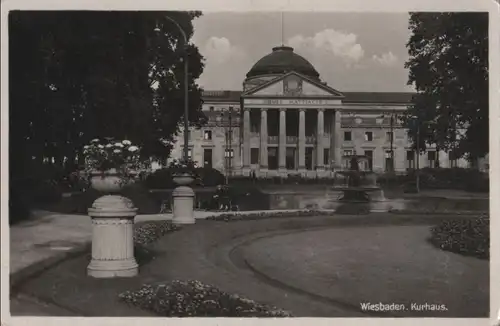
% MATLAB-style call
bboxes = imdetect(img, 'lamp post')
[156,17,195,225]
[415,120,420,193]
[217,107,235,184]
[157,17,189,162]
[380,111,398,173]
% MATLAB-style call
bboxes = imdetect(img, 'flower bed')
[206,210,333,222]
[118,280,293,317]
[428,215,489,259]
[390,209,486,215]
[133,221,181,265]
[134,221,180,246]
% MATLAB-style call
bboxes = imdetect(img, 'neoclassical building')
[169,45,472,177]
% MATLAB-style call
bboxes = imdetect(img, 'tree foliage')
[403,12,489,161]
[9,11,206,177]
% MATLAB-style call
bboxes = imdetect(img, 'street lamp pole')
[163,16,189,162]
[416,119,420,193]
[390,113,394,173]
[219,107,234,185]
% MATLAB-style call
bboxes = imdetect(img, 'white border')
[1,1,499,326]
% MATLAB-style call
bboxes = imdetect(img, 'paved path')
[12,214,486,317]
[9,209,305,275]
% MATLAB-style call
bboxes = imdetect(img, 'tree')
[403,12,489,163]
[9,11,206,178]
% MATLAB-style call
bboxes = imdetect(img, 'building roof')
[201,90,416,105]
[342,92,415,104]
[245,46,320,79]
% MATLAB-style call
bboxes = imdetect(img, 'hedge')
[144,167,225,189]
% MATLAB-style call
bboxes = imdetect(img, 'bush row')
[377,168,489,192]
[144,167,225,189]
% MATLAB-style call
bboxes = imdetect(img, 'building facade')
[169,45,473,176]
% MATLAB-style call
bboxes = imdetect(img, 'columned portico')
[260,108,268,171]
[278,108,287,173]
[333,110,342,169]
[242,108,251,174]
[240,69,346,177]
[316,109,325,171]
[298,108,306,173]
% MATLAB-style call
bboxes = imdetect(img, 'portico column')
[260,108,268,171]
[278,108,287,173]
[316,109,325,171]
[243,108,251,174]
[298,108,306,173]
[333,110,342,169]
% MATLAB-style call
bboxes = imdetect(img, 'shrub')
[46,182,161,214]
[144,168,176,189]
[144,167,225,189]
[9,184,32,225]
[207,210,333,222]
[418,168,489,192]
[119,280,293,317]
[429,215,489,259]
[31,179,63,204]
[195,167,225,187]
[228,175,336,185]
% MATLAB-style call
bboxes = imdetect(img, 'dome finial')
[280,12,285,46]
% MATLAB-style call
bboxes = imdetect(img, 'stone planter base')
[87,195,138,278]
[87,258,139,278]
[172,186,195,225]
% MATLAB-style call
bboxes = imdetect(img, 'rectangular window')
[203,130,212,140]
[406,150,415,170]
[305,147,313,170]
[385,150,392,172]
[364,150,373,171]
[343,150,353,169]
[323,148,330,166]
[344,131,352,141]
[203,148,212,168]
[250,148,259,164]
[365,131,373,141]
[427,151,436,168]
[268,147,278,170]
[224,148,234,172]
[448,151,458,168]
[386,131,393,142]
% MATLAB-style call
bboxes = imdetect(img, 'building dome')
[246,46,320,79]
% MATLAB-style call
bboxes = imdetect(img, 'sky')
[191,12,415,92]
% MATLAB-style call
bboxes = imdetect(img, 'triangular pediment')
[242,71,344,98]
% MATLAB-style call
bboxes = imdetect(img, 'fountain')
[333,153,387,212]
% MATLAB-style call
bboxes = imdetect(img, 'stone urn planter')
[171,172,195,225]
[90,169,123,193]
[87,168,139,278]
[172,172,195,186]
[90,168,137,193]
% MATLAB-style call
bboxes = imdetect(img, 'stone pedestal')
[87,195,138,278]
[172,186,195,224]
